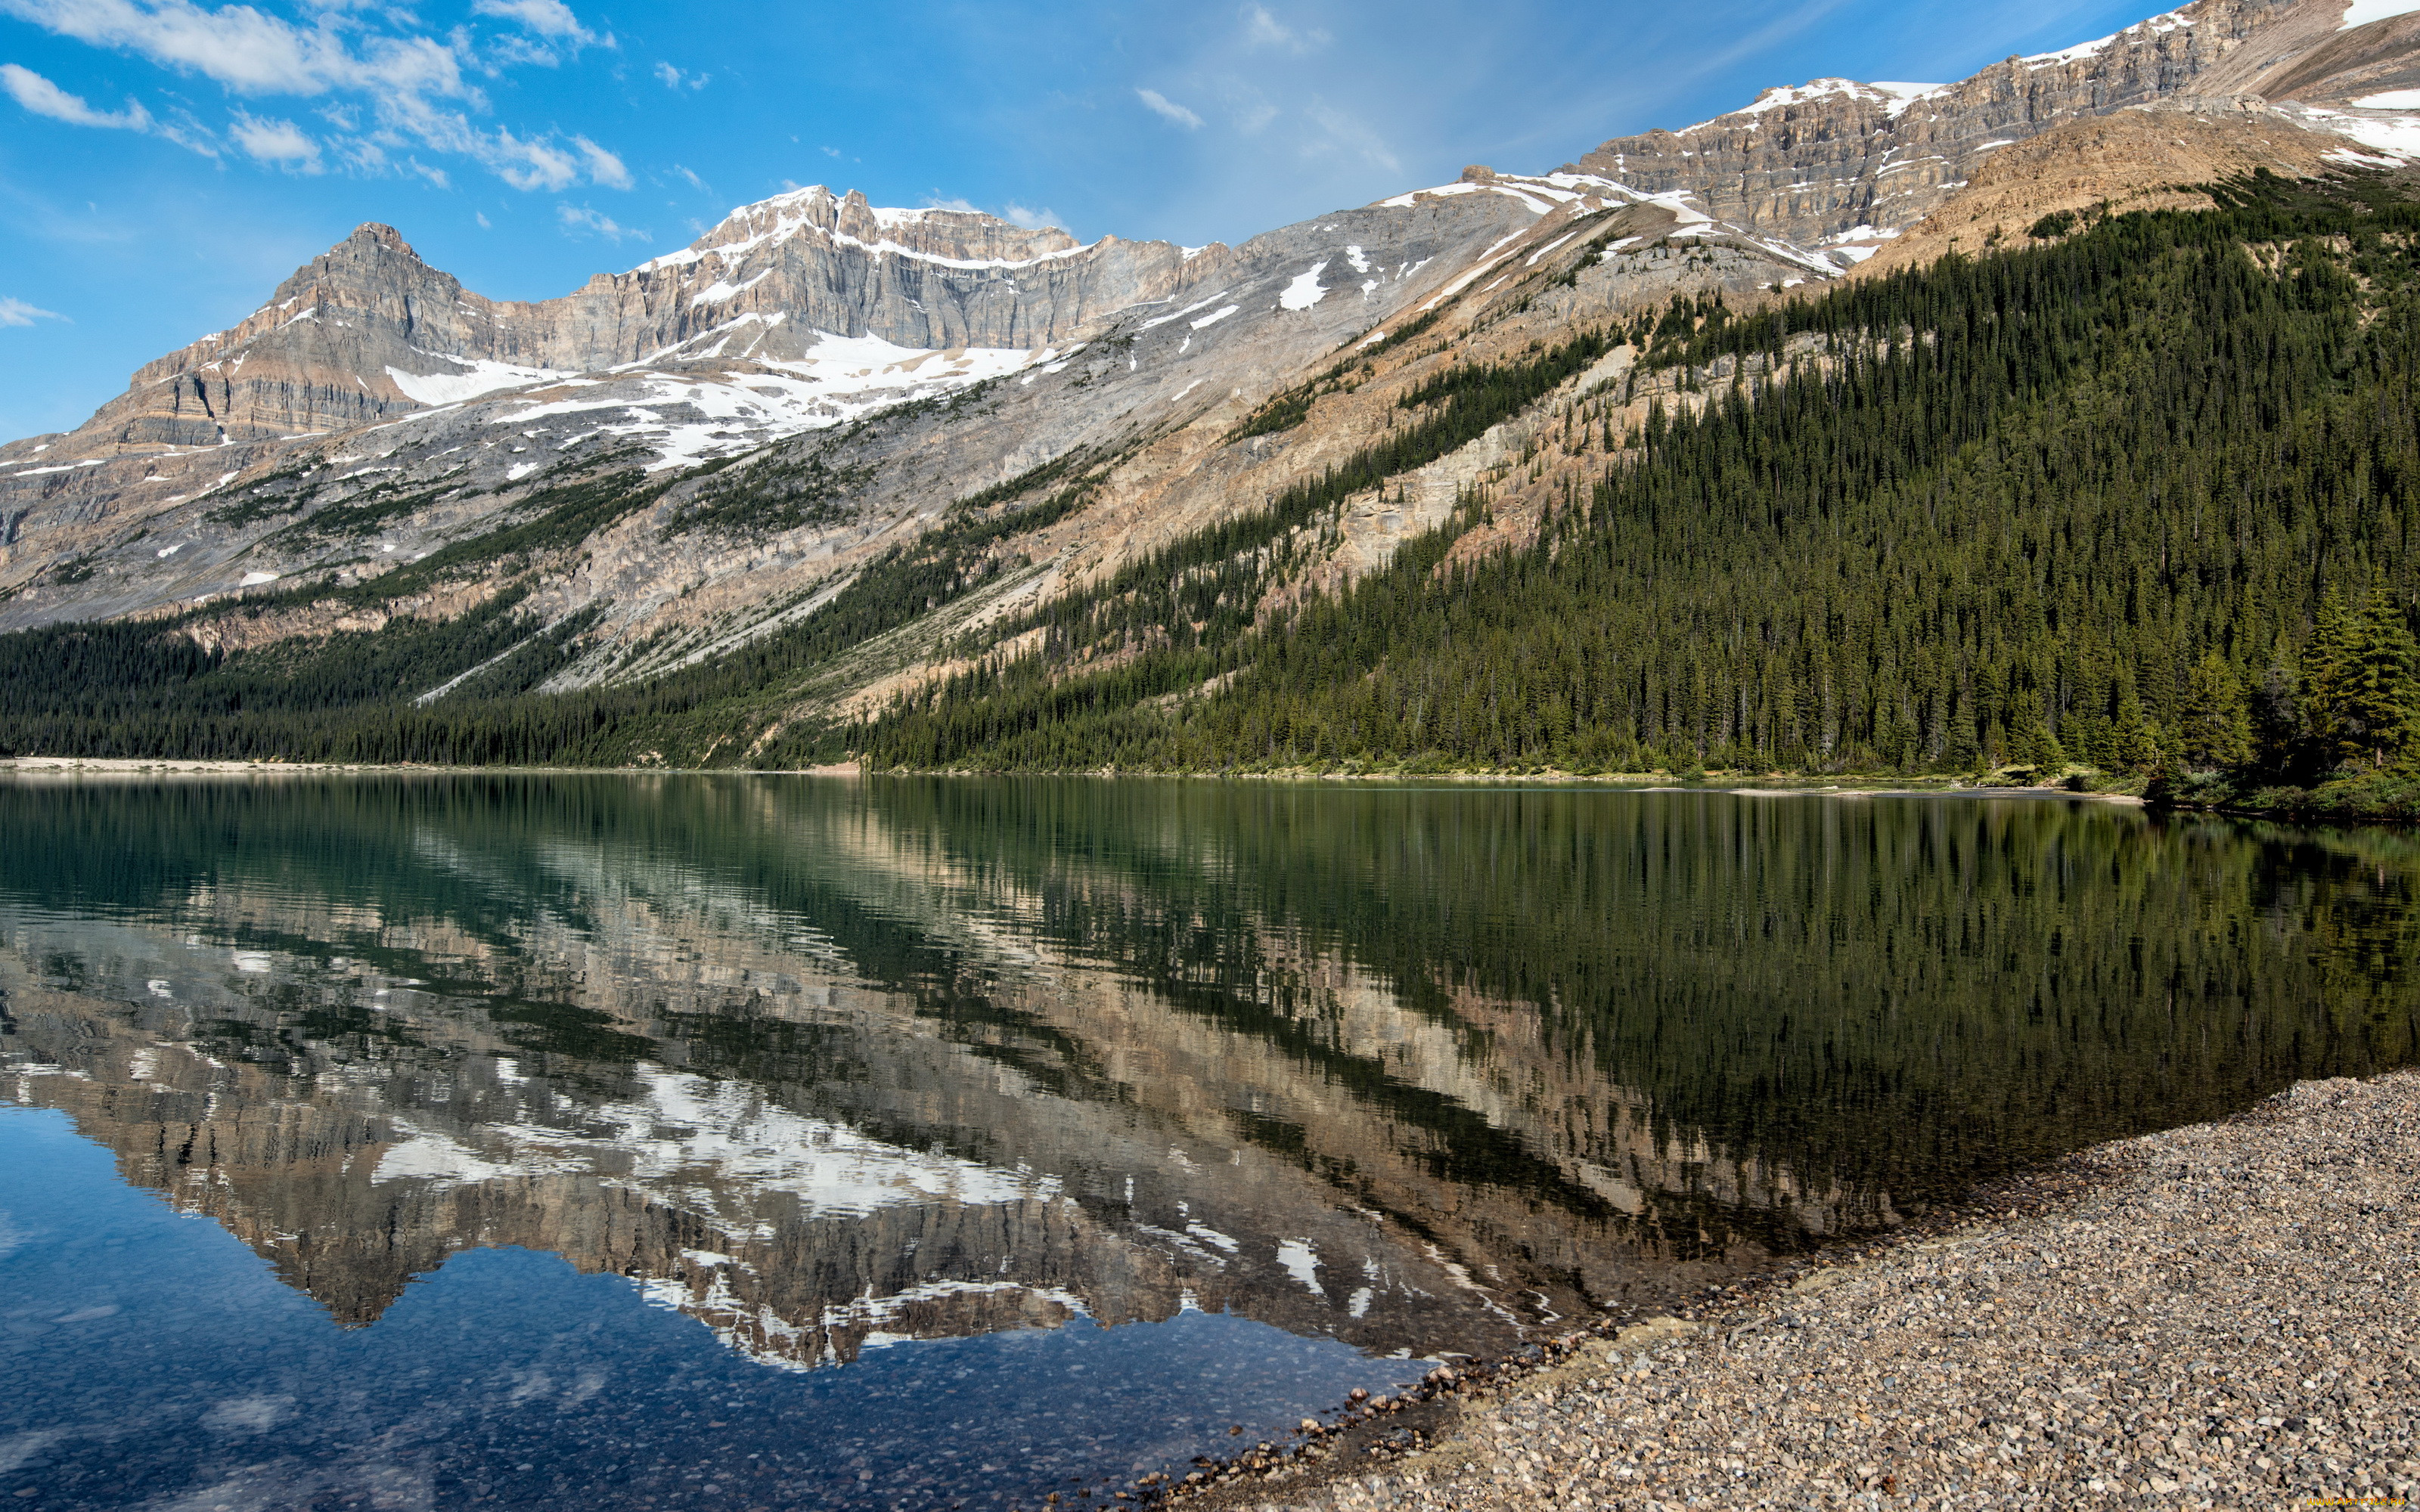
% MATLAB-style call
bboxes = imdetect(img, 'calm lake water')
[3,776,2416,1510]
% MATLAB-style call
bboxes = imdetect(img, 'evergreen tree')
[2111,684,2164,775]
[2176,652,2253,770]
[2250,664,2307,779]
[2307,587,2420,770]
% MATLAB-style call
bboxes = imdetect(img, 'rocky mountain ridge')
[30,187,1224,459]
[0,169,1800,649]
[1567,0,2420,253]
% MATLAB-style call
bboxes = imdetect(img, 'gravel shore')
[1188,1072,2418,1510]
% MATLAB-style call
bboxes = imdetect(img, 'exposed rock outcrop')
[45,190,1226,458]
[1848,101,2353,275]
[1562,0,2396,249]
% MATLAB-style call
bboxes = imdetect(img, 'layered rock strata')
[36,189,1224,456]
[1564,0,2391,247]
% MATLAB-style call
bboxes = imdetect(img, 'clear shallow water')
[2,775,2415,1510]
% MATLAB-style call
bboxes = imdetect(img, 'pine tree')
[2176,652,2253,770]
[2111,685,2164,774]
[2307,587,2420,770]
[2250,664,2306,779]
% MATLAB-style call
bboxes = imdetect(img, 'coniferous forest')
[866,173,2420,802]
[4,171,2420,811]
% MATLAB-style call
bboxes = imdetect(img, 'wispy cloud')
[472,0,596,42]
[575,135,630,188]
[0,296,66,327]
[0,0,630,191]
[653,60,707,90]
[1302,101,1399,173]
[229,110,321,170]
[1135,87,1202,129]
[557,203,642,241]
[0,0,464,96]
[1001,202,1067,234]
[923,195,1074,238]
[1242,4,1326,54]
[0,60,149,128]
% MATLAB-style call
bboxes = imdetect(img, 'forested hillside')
[864,172,2420,784]
[4,172,2420,792]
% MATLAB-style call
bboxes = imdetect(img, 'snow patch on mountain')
[456,332,1044,471]
[385,358,569,408]
[2024,9,2188,66]
[1278,263,1329,311]
[2344,1,2420,29]
[1739,79,1944,119]
[2307,107,2420,157]
[632,185,1094,277]
[1141,292,1230,330]
[691,269,774,308]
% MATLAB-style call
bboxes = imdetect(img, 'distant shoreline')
[0,757,865,778]
[0,755,2143,804]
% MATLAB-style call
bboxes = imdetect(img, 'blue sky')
[1,0,2167,442]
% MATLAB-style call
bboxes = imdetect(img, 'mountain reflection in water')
[2,775,2415,1510]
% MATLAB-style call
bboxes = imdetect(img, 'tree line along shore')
[1,172,2417,823]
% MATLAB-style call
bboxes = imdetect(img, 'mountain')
[42,189,1208,457]
[1568,0,2420,253]
[0,167,1786,655]
[0,0,2417,776]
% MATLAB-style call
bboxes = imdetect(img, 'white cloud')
[1136,87,1202,129]
[919,194,1072,236]
[229,110,320,169]
[574,135,629,188]
[471,0,594,43]
[923,195,1073,237]
[1001,203,1069,234]
[2,0,631,191]
[557,203,641,241]
[1229,88,1280,135]
[0,60,149,127]
[672,163,706,191]
[0,296,66,327]
[482,127,580,190]
[0,0,467,98]
[1242,4,1326,53]
[653,60,706,90]
[475,210,492,228]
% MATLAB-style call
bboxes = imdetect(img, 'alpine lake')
[2,773,2415,1511]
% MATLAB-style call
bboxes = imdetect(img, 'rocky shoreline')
[1148,1073,2418,1511]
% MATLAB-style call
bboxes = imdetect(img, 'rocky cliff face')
[1562,0,2394,249]
[44,188,1223,457]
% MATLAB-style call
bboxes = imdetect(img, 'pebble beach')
[1177,1072,2419,1511]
